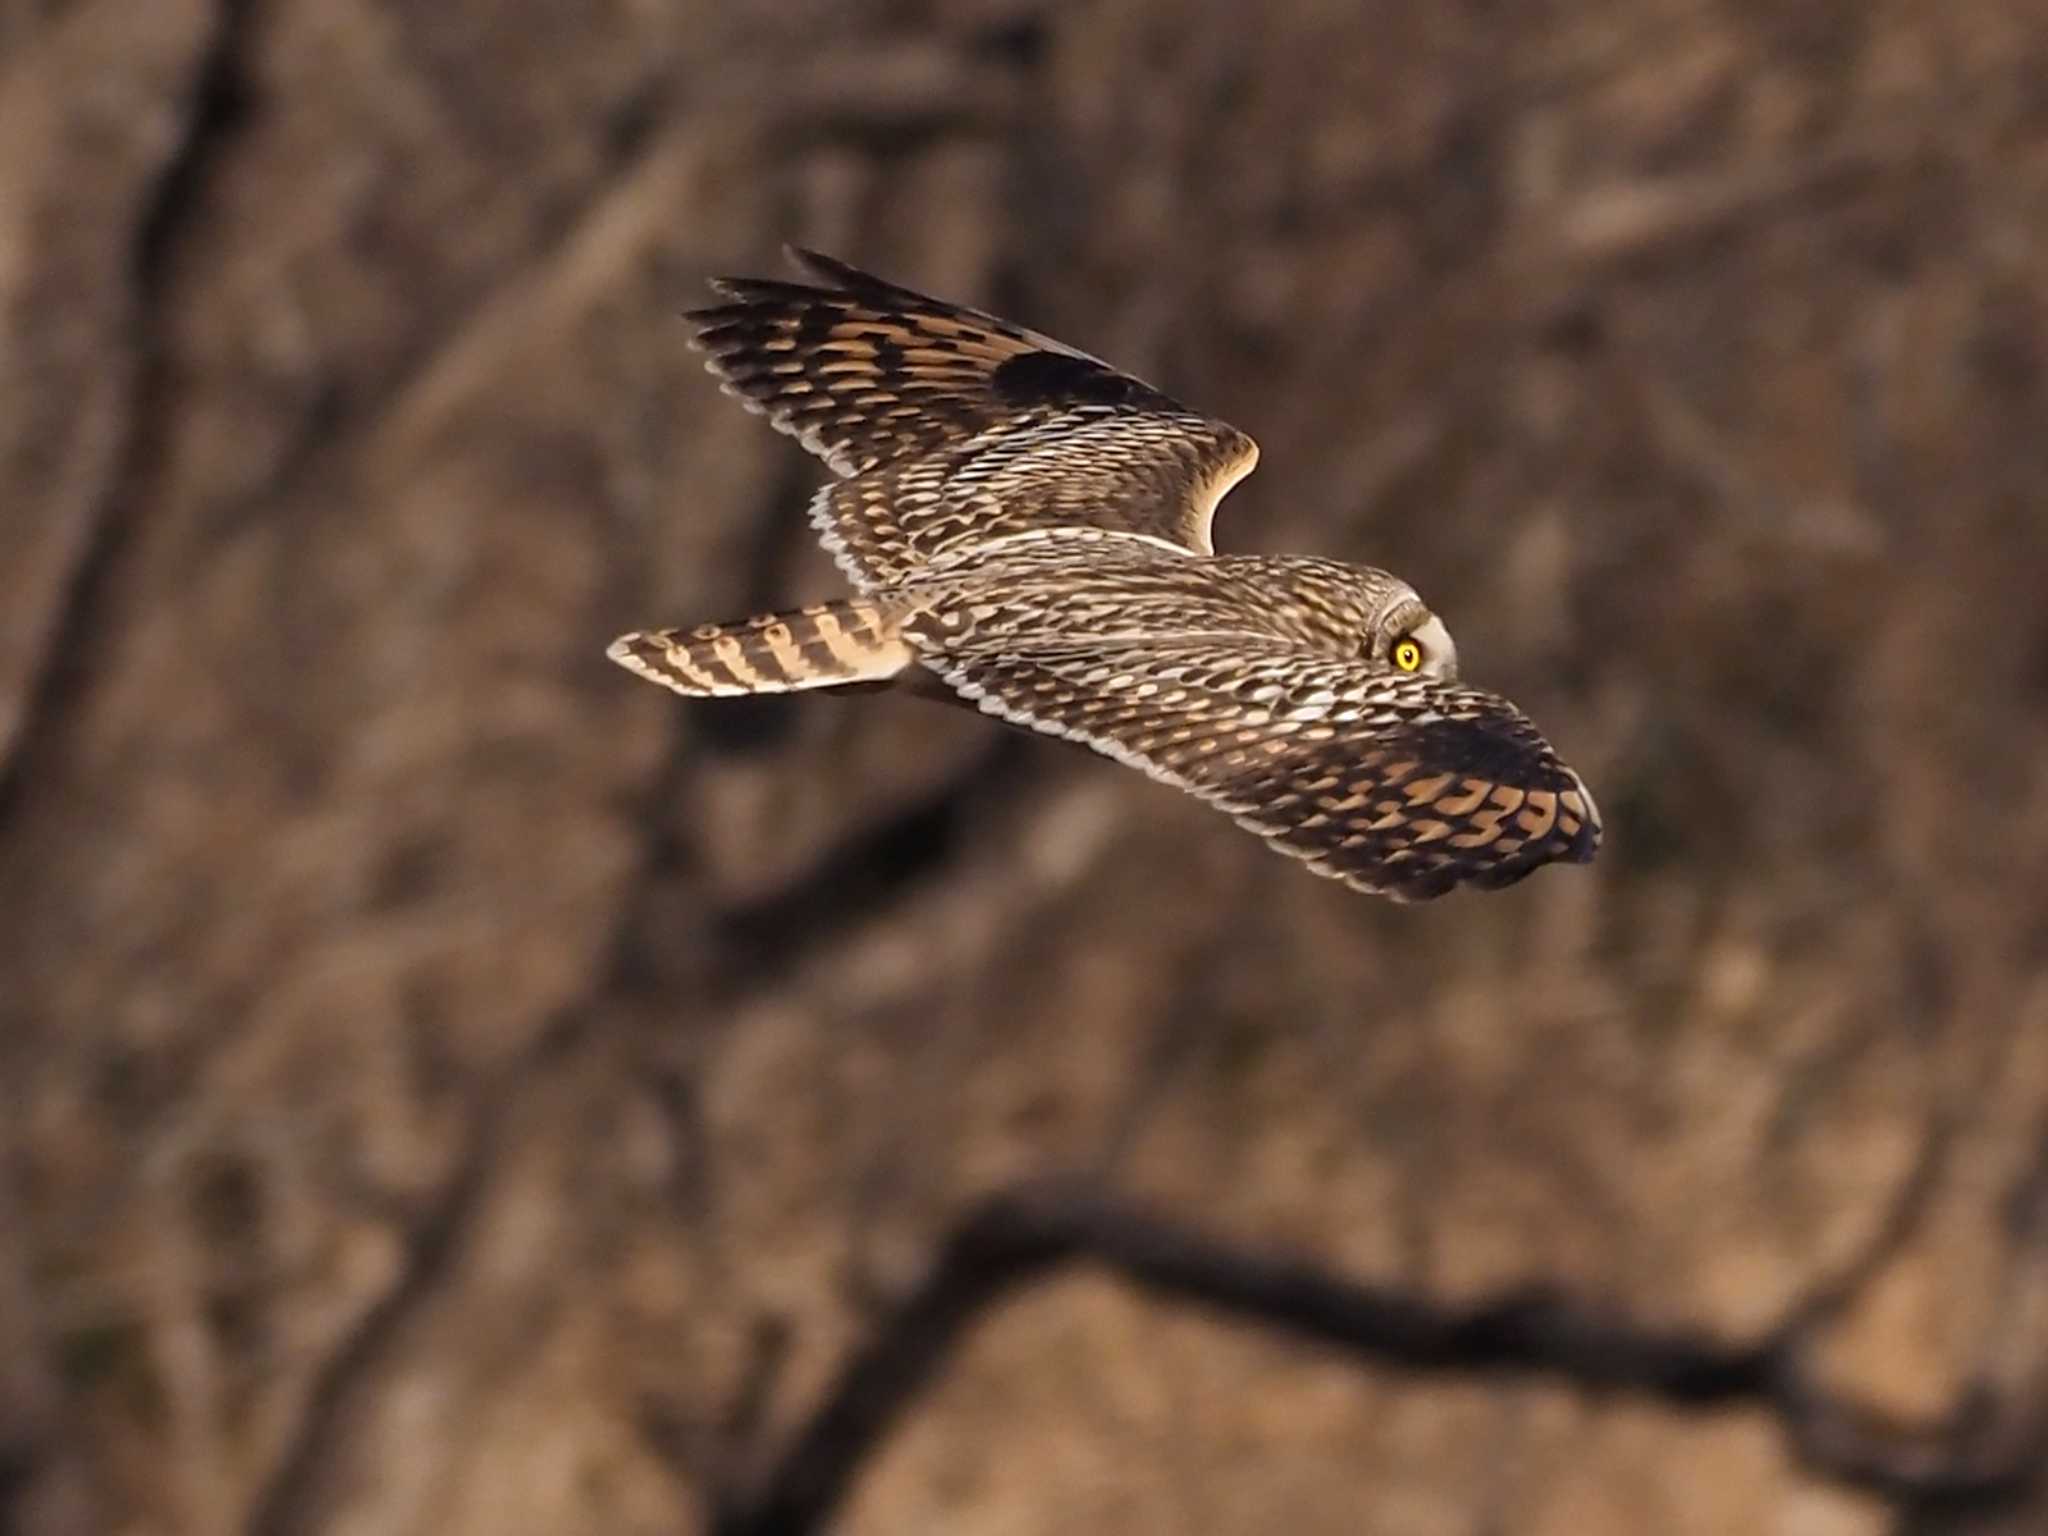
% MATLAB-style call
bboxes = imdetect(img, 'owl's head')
[1222,555,1463,682]
[1370,587,1460,682]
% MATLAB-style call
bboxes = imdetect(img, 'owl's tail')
[607,598,914,697]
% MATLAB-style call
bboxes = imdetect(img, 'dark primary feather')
[688,247,1103,476]
[685,248,1260,588]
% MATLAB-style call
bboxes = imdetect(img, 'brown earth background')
[5,2,2048,1533]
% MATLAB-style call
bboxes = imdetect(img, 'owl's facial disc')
[1375,595,1459,682]
[1405,612,1459,681]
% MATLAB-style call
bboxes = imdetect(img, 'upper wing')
[921,637,1599,901]
[688,249,1259,588]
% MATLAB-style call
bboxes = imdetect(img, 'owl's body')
[611,250,1600,900]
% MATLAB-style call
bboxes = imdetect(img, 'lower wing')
[923,638,1599,901]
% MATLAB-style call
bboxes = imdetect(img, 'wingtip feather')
[784,245,858,285]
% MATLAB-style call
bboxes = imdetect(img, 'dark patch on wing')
[1389,712,1584,790]
[991,349,1163,408]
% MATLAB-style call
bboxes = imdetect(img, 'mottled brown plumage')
[610,249,1600,900]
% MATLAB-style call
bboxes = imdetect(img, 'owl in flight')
[610,249,1600,900]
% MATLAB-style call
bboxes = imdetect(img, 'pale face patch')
[1408,613,1459,681]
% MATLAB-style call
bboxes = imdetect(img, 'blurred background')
[4,1,2048,1532]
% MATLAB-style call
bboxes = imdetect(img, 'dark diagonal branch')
[710,1176,2044,1536]
[0,0,258,822]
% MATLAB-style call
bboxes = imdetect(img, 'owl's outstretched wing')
[687,249,1258,589]
[922,638,1599,901]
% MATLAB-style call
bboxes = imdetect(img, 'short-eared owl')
[610,249,1599,900]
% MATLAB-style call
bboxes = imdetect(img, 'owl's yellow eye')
[1392,637,1423,672]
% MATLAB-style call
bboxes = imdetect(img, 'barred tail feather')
[608,599,913,698]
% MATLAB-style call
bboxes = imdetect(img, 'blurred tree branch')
[710,1167,2047,1536]
[0,0,255,815]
